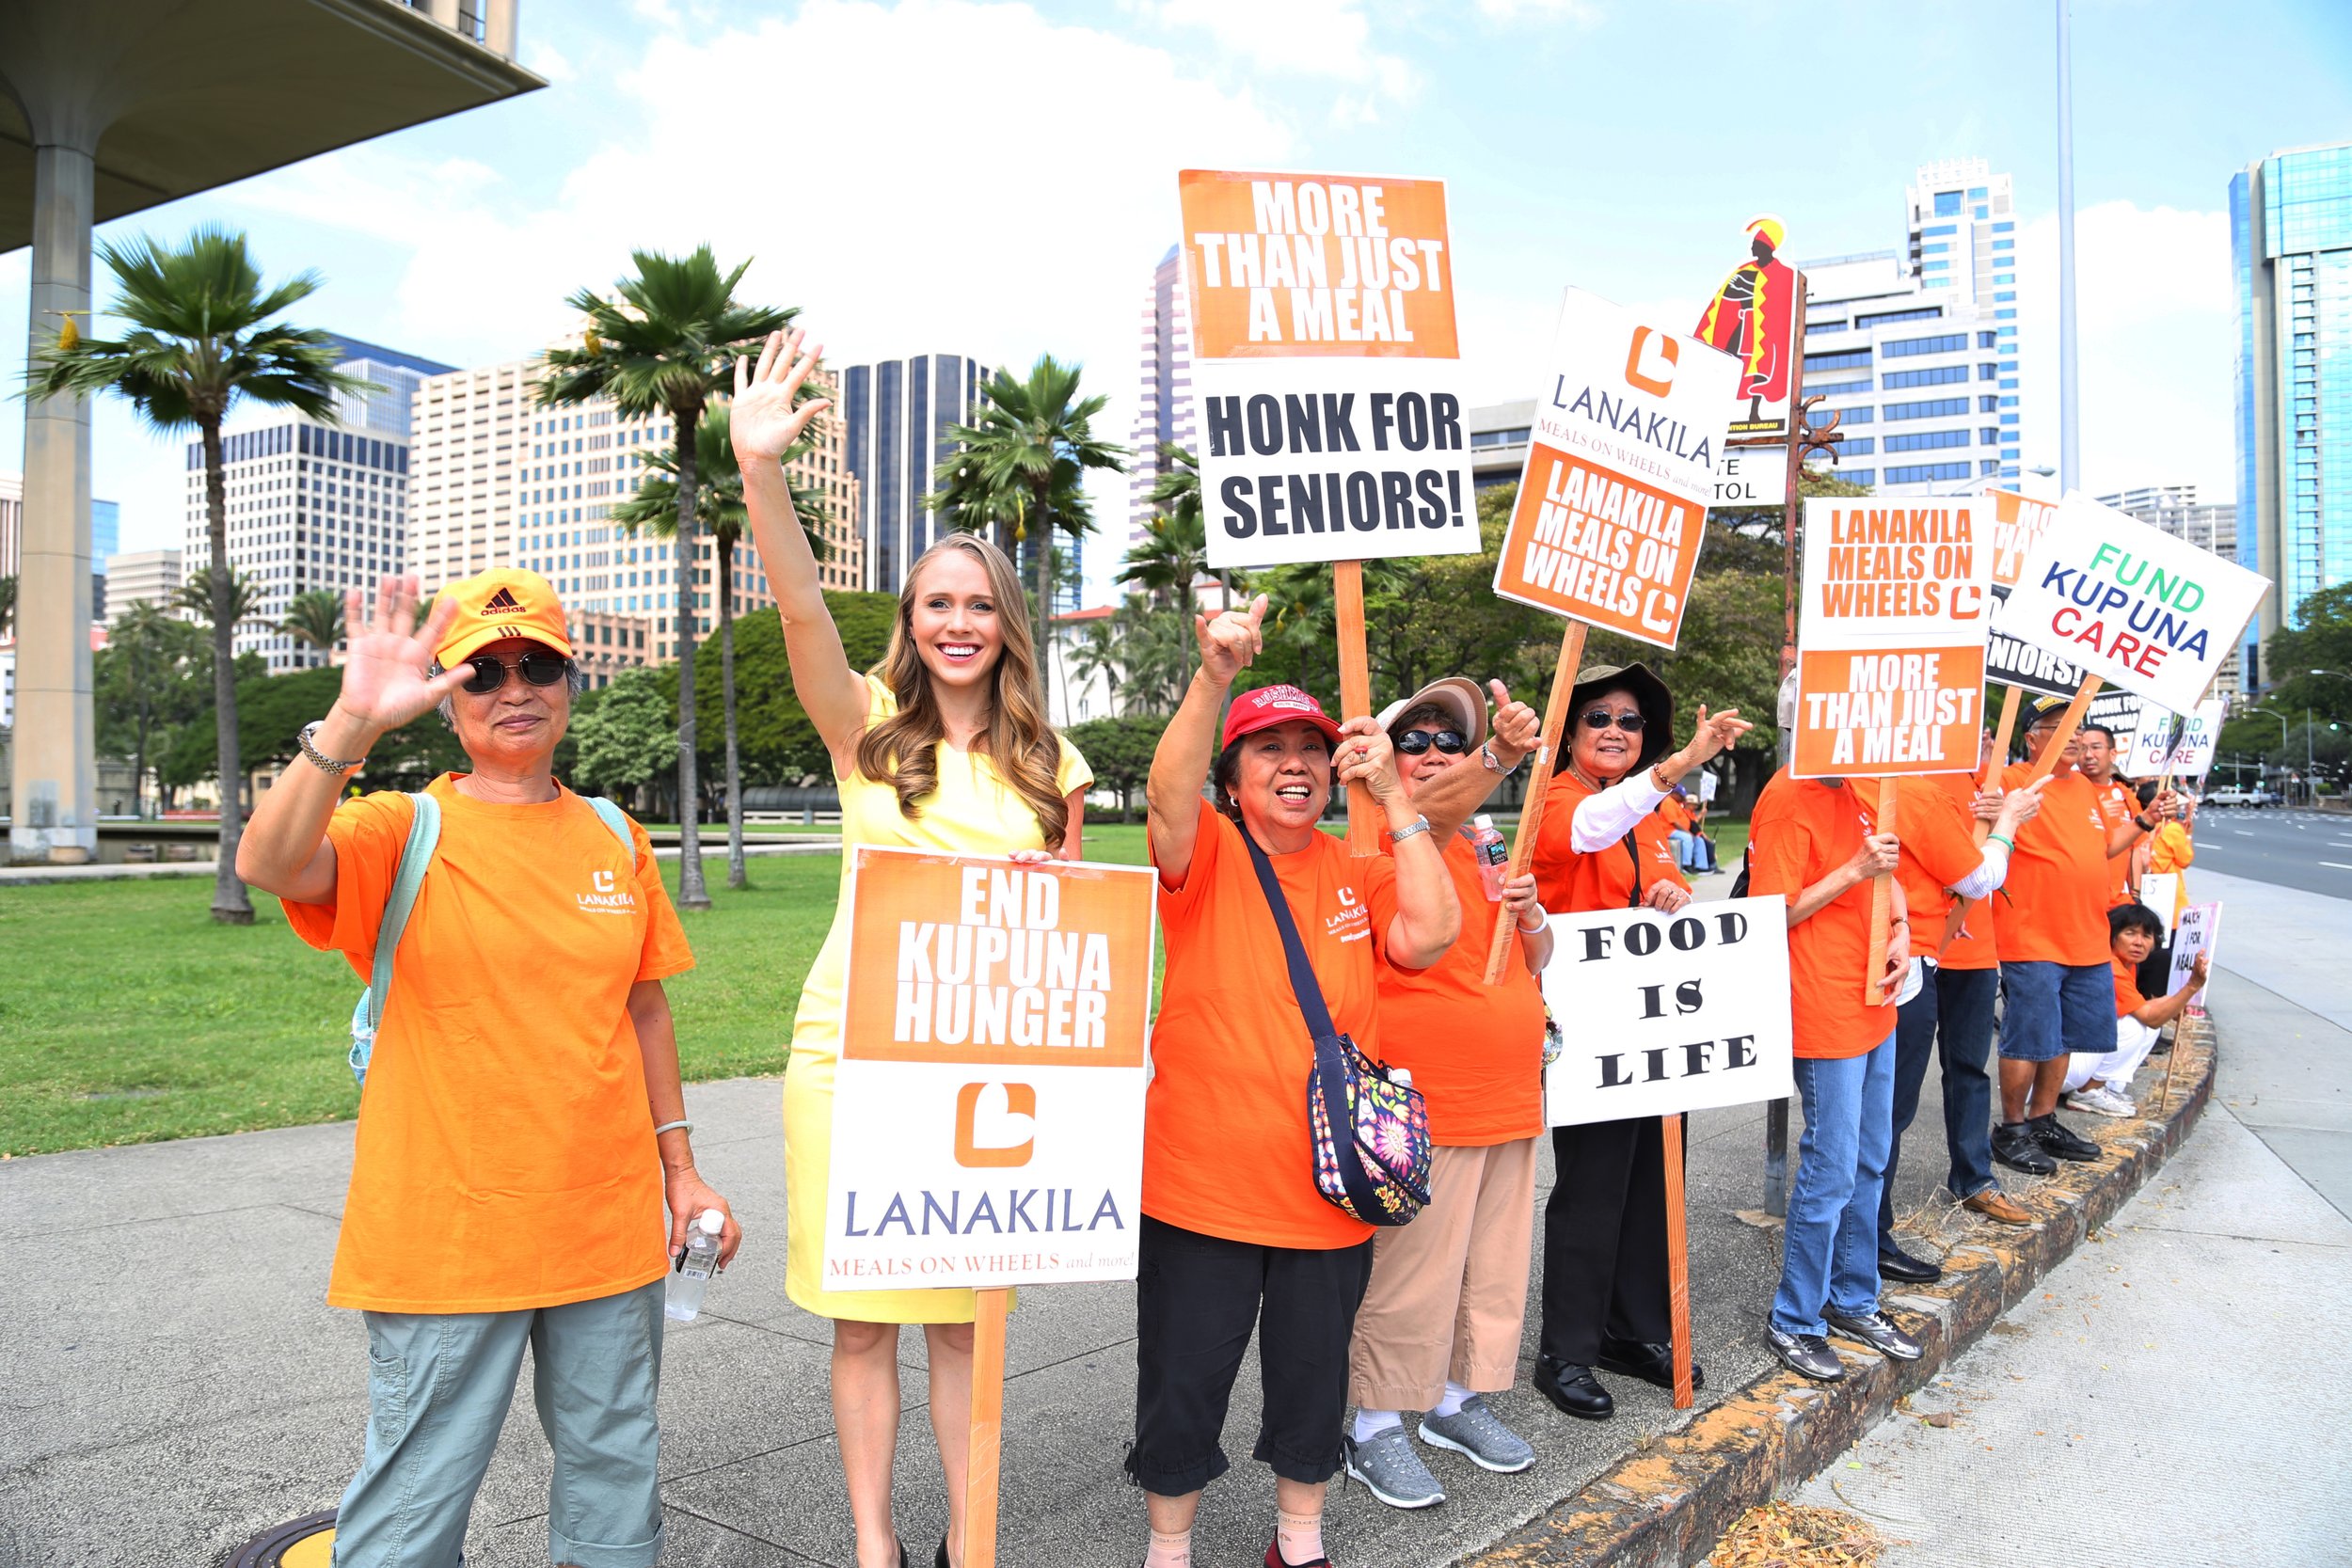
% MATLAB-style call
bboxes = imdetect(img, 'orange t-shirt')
[1991,765,2112,968]
[1747,771,1897,1060]
[1887,778,1986,962]
[2148,820,2193,922]
[2111,953,2145,1018]
[1147,800,1402,1249]
[286,776,694,1312]
[2089,777,2137,907]
[1531,772,1688,914]
[1659,798,1693,832]
[1375,832,1545,1147]
[1931,772,1996,971]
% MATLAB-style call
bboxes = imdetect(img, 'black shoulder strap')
[1242,830,1340,1042]
[1623,831,1645,909]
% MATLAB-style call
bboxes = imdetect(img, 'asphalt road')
[2182,804,2352,900]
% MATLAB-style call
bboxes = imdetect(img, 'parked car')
[2205,785,2274,807]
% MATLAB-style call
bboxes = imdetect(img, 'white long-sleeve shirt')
[1569,768,1671,851]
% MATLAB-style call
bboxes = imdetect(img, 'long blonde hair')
[856,532,1070,849]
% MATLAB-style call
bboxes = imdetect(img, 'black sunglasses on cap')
[1395,728,1468,755]
[460,650,574,694]
[1579,708,1646,734]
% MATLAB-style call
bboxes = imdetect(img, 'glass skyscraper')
[2233,140,2352,687]
[840,353,993,596]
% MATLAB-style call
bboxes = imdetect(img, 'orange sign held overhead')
[1179,169,1458,359]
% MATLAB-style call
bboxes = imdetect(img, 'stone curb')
[1457,1017,2219,1567]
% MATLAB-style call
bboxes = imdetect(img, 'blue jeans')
[1772,1034,1897,1338]
[1669,829,1699,870]
[333,1280,665,1568]
[1997,958,2113,1065]
[1882,964,2000,1250]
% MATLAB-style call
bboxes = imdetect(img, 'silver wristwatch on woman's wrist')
[297,720,368,776]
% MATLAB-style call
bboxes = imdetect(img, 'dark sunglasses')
[461,650,574,694]
[1395,728,1468,756]
[1579,709,1646,734]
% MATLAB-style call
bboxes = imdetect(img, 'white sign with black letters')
[1540,896,1795,1126]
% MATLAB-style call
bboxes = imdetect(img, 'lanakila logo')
[577,867,636,915]
[955,1083,1036,1168]
[1326,883,1370,941]
[1624,326,1678,398]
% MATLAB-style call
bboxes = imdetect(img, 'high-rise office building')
[840,353,993,597]
[1128,246,1197,553]
[181,337,450,670]
[408,356,537,592]
[3,475,115,614]
[2233,140,2352,685]
[1795,158,2025,496]
[104,548,183,623]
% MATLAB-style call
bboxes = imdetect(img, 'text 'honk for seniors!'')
[894,867,1115,1051]
[1191,181,1446,345]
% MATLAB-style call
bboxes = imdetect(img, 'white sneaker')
[2064,1085,2134,1118]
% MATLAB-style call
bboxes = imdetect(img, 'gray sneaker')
[1418,1395,1535,1474]
[1342,1425,1445,1509]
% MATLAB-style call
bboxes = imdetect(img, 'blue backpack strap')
[585,796,637,866]
[350,792,440,1085]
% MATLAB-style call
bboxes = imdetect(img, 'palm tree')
[614,404,829,890]
[537,246,792,911]
[1144,442,1245,609]
[1065,616,1126,719]
[1118,509,1213,684]
[29,227,368,924]
[929,356,1126,713]
[174,566,265,629]
[0,574,15,638]
[104,600,207,817]
[278,589,345,661]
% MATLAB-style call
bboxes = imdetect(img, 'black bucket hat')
[1565,661,1676,776]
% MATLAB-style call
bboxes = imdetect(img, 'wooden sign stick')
[962,1287,1012,1568]
[1661,1112,1694,1410]
[2026,674,2104,783]
[1972,685,2024,847]
[1864,777,1900,1006]
[1335,560,1380,856]
[1483,621,1588,984]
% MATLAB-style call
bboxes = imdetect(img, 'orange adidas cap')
[433,567,574,667]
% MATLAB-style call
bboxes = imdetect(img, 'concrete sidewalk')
[0,1051,2060,1568]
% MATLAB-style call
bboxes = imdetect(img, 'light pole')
[2249,706,2291,800]
[2056,2,2080,492]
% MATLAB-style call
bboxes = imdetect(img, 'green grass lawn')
[0,818,1751,1158]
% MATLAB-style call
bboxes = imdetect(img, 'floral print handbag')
[1243,832,1433,1226]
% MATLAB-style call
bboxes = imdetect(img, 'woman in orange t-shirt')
[1342,676,1550,1508]
[1134,598,1460,1568]
[1525,663,1750,1421]
[239,570,727,1568]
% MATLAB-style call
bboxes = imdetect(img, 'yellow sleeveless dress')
[783,675,1094,1322]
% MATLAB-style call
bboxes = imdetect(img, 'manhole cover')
[229,1512,336,1568]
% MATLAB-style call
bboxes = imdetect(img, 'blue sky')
[4,0,2346,605]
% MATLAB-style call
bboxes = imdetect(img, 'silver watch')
[1481,741,1523,775]
[1388,816,1434,843]
[297,721,368,775]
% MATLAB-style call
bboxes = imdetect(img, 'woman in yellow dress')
[734,330,1094,1568]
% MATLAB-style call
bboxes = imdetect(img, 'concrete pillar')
[11,139,97,863]
[426,0,460,29]
[485,0,518,58]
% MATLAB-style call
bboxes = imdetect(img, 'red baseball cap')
[1222,684,1343,750]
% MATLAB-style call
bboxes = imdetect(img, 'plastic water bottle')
[1470,815,1509,901]
[665,1210,725,1322]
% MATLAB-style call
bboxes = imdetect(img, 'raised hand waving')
[336,576,470,734]
[731,328,833,467]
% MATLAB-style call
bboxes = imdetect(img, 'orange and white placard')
[1181,168,1479,570]
[1791,496,1999,778]
[822,848,1157,1291]
[1491,288,1742,648]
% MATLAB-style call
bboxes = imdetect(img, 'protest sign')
[1181,170,1476,572]
[1992,493,2272,712]
[1493,288,1742,648]
[1982,490,2080,698]
[2122,702,2179,777]
[1790,497,1997,777]
[823,848,1156,1292]
[1539,897,1795,1125]
[2089,688,2145,754]
[2139,872,2181,933]
[2169,901,2220,1019]
[2141,697,2227,780]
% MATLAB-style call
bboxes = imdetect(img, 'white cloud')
[523,40,578,82]
[2013,200,2235,500]
[1144,0,1418,119]
[1475,0,1601,23]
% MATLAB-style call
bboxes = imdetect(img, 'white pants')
[2064,1016,2157,1094]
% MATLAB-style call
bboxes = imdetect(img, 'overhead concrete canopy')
[0,0,542,253]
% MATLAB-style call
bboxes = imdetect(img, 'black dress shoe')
[1992,1120,2058,1175]
[1596,1337,1706,1391]
[935,1537,949,1568]
[2030,1112,2101,1163]
[1876,1243,1943,1283]
[1533,1354,1614,1419]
